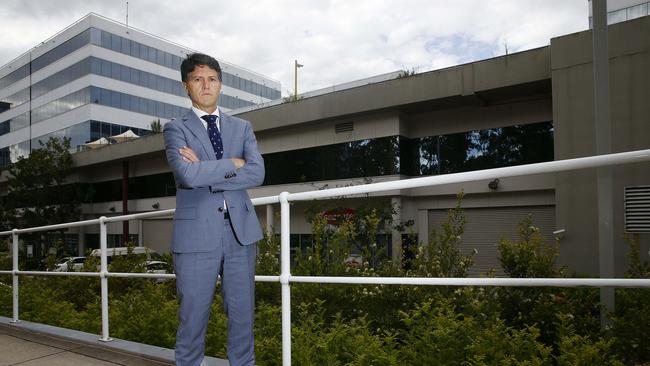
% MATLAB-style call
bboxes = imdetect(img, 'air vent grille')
[625,185,650,232]
[335,122,353,133]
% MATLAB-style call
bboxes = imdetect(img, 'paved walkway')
[0,318,228,366]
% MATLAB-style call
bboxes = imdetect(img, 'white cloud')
[0,0,588,96]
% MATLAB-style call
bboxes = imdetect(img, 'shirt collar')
[191,106,220,129]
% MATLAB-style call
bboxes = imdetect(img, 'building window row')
[589,1,649,27]
[0,112,29,136]
[400,122,555,176]
[89,87,189,119]
[1,84,255,142]
[24,86,188,126]
[32,120,152,153]
[31,88,90,124]
[0,88,30,110]
[222,72,281,100]
[3,57,187,114]
[0,63,31,91]
[263,121,554,185]
[2,27,279,112]
[2,55,259,118]
[0,29,92,90]
[91,28,281,100]
[64,121,554,202]
[220,94,256,110]
[0,120,153,168]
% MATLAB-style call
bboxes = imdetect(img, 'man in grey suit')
[163,53,264,366]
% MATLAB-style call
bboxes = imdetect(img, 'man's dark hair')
[180,53,222,82]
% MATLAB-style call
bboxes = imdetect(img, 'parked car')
[344,254,363,268]
[145,260,172,282]
[89,246,158,259]
[52,256,86,272]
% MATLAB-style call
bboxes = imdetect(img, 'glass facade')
[400,122,554,176]
[0,23,280,169]
[0,112,29,137]
[264,121,554,185]
[0,120,152,168]
[15,86,189,127]
[4,56,252,113]
[65,121,553,203]
[589,1,649,27]
[0,63,30,90]
[0,88,30,109]
[264,136,400,185]
[1,27,280,101]
[30,120,152,152]
[91,28,281,100]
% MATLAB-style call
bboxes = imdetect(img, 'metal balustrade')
[2,148,650,366]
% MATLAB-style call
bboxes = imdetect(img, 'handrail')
[2,148,649,237]
[1,148,649,366]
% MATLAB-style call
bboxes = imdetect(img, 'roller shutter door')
[142,219,173,254]
[428,206,555,276]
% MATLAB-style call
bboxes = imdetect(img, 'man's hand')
[179,146,199,163]
[230,158,245,169]
[179,146,245,169]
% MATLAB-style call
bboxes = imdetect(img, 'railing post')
[11,229,19,323]
[99,217,112,341]
[279,192,292,366]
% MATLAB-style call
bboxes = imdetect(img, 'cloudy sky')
[0,0,588,96]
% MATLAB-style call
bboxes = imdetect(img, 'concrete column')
[77,223,85,256]
[138,220,144,246]
[391,196,402,262]
[417,209,429,246]
[266,204,275,236]
[592,0,615,325]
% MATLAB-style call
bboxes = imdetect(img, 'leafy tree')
[150,118,162,133]
[1,137,82,264]
[409,192,474,278]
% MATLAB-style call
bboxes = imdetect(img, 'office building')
[0,13,281,167]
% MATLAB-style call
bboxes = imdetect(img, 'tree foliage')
[1,137,82,263]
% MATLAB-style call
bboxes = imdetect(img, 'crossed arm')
[164,121,265,191]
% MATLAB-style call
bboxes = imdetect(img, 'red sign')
[323,208,355,225]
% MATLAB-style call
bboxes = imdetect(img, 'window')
[627,3,648,20]
[608,8,627,24]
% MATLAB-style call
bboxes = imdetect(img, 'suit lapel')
[182,110,216,160]
[219,110,234,158]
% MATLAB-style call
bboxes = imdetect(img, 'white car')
[145,260,172,282]
[53,257,86,272]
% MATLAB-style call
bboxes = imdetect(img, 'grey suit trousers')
[174,217,256,366]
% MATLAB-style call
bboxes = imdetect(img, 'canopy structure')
[110,129,139,143]
[84,137,111,149]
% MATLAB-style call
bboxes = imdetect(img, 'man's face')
[184,64,222,113]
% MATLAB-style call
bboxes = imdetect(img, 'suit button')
[218,207,224,212]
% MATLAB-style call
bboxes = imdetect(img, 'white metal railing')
[2,149,650,366]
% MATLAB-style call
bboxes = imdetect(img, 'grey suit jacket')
[163,109,265,252]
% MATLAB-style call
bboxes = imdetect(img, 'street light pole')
[294,59,303,99]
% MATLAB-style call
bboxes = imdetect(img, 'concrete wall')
[552,16,650,275]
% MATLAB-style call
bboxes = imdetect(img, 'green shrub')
[409,193,474,279]
[610,236,650,364]
[109,281,178,348]
[399,299,477,365]
[555,314,623,366]
[292,300,398,366]
[464,321,552,366]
